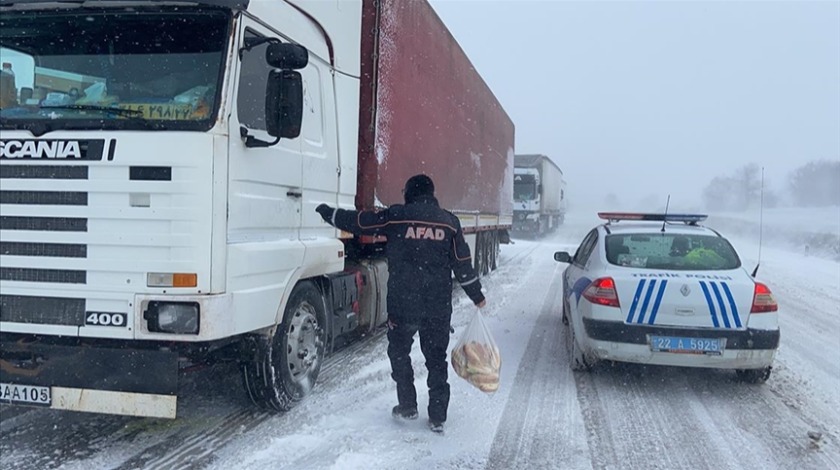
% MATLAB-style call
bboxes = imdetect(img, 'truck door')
[228,24,303,240]
[299,56,340,240]
[226,19,306,332]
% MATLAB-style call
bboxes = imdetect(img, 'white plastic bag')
[450,309,501,393]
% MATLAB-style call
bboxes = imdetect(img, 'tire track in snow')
[574,362,840,470]
[686,373,839,469]
[112,329,389,470]
[485,263,592,470]
[575,365,748,470]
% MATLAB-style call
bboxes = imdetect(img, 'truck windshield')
[0,8,230,133]
[514,176,537,201]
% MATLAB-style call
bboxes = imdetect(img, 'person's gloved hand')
[316,203,334,223]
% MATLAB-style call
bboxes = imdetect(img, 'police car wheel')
[568,322,592,372]
[736,367,771,384]
[242,281,327,411]
[561,297,570,326]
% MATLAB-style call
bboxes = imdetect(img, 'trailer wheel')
[489,231,499,272]
[474,232,486,276]
[242,281,327,411]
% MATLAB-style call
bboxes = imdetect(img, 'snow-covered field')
[1,211,838,470]
[708,206,840,261]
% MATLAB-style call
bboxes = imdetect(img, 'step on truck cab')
[0,0,514,417]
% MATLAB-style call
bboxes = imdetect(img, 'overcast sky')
[430,0,840,210]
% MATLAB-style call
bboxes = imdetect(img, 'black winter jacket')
[321,196,484,320]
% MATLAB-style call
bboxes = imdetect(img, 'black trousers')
[387,314,451,423]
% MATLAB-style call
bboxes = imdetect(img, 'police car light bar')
[597,212,708,224]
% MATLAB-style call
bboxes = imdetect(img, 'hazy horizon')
[430,0,840,212]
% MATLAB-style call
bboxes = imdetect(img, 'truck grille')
[0,165,88,180]
[0,242,87,258]
[1,163,90,325]
[0,295,86,326]
[0,216,88,232]
[0,190,88,206]
[0,267,86,284]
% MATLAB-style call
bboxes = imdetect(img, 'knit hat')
[403,174,435,203]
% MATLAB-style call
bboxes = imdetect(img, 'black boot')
[392,404,418,420]
[428,419,444,434]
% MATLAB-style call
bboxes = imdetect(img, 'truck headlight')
[144,301,200,334]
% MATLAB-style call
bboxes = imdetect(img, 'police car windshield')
[605,233,741,270]
[0,8,230,132]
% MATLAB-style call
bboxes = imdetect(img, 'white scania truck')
[512,154,566,236]
[0,0,514,418]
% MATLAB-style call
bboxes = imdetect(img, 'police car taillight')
[750,282,778,313]
[583,277,621,308]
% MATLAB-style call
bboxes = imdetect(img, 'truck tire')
[474,232,487,276]
[489,231,499,272]
[242,281,327,411]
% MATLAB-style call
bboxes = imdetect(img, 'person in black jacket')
[315,174,486,433]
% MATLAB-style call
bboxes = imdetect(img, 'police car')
[555,213,779,383]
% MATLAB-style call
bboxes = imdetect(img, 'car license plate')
[649,336,724,355]
[0,383,51,406]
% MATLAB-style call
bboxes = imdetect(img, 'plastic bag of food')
[450,309,501,393]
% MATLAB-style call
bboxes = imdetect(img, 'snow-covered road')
[1,212,838,470]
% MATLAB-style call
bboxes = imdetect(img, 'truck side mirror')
[266,43,308,70]
[266,69,303,139]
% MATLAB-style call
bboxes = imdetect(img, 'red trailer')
[355,0,514,273]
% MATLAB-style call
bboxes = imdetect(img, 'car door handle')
[286,190,302,198]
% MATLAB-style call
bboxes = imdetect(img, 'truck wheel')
[474,232,487,276]
[242,281,327,411]
[489,232,499,271]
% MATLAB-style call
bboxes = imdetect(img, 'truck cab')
[0,0,371,418]
[1,0,514,418]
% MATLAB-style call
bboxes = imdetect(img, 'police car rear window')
[605,234,741,270]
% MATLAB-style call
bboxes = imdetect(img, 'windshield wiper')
[39,105,145,118]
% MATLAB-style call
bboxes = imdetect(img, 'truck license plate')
[649,336,723,355]
[0,383,51,406]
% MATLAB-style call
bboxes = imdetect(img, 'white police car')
[555,213,779,383]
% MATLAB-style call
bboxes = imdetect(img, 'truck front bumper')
[0,335,178,418]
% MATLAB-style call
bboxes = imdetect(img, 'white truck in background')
[512,154,566,236]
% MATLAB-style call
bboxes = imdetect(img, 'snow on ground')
[1,211,838,470]
[205,238,581,470]
[709,206,840,261]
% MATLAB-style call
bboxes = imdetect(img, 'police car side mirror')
[554,251,572,263]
